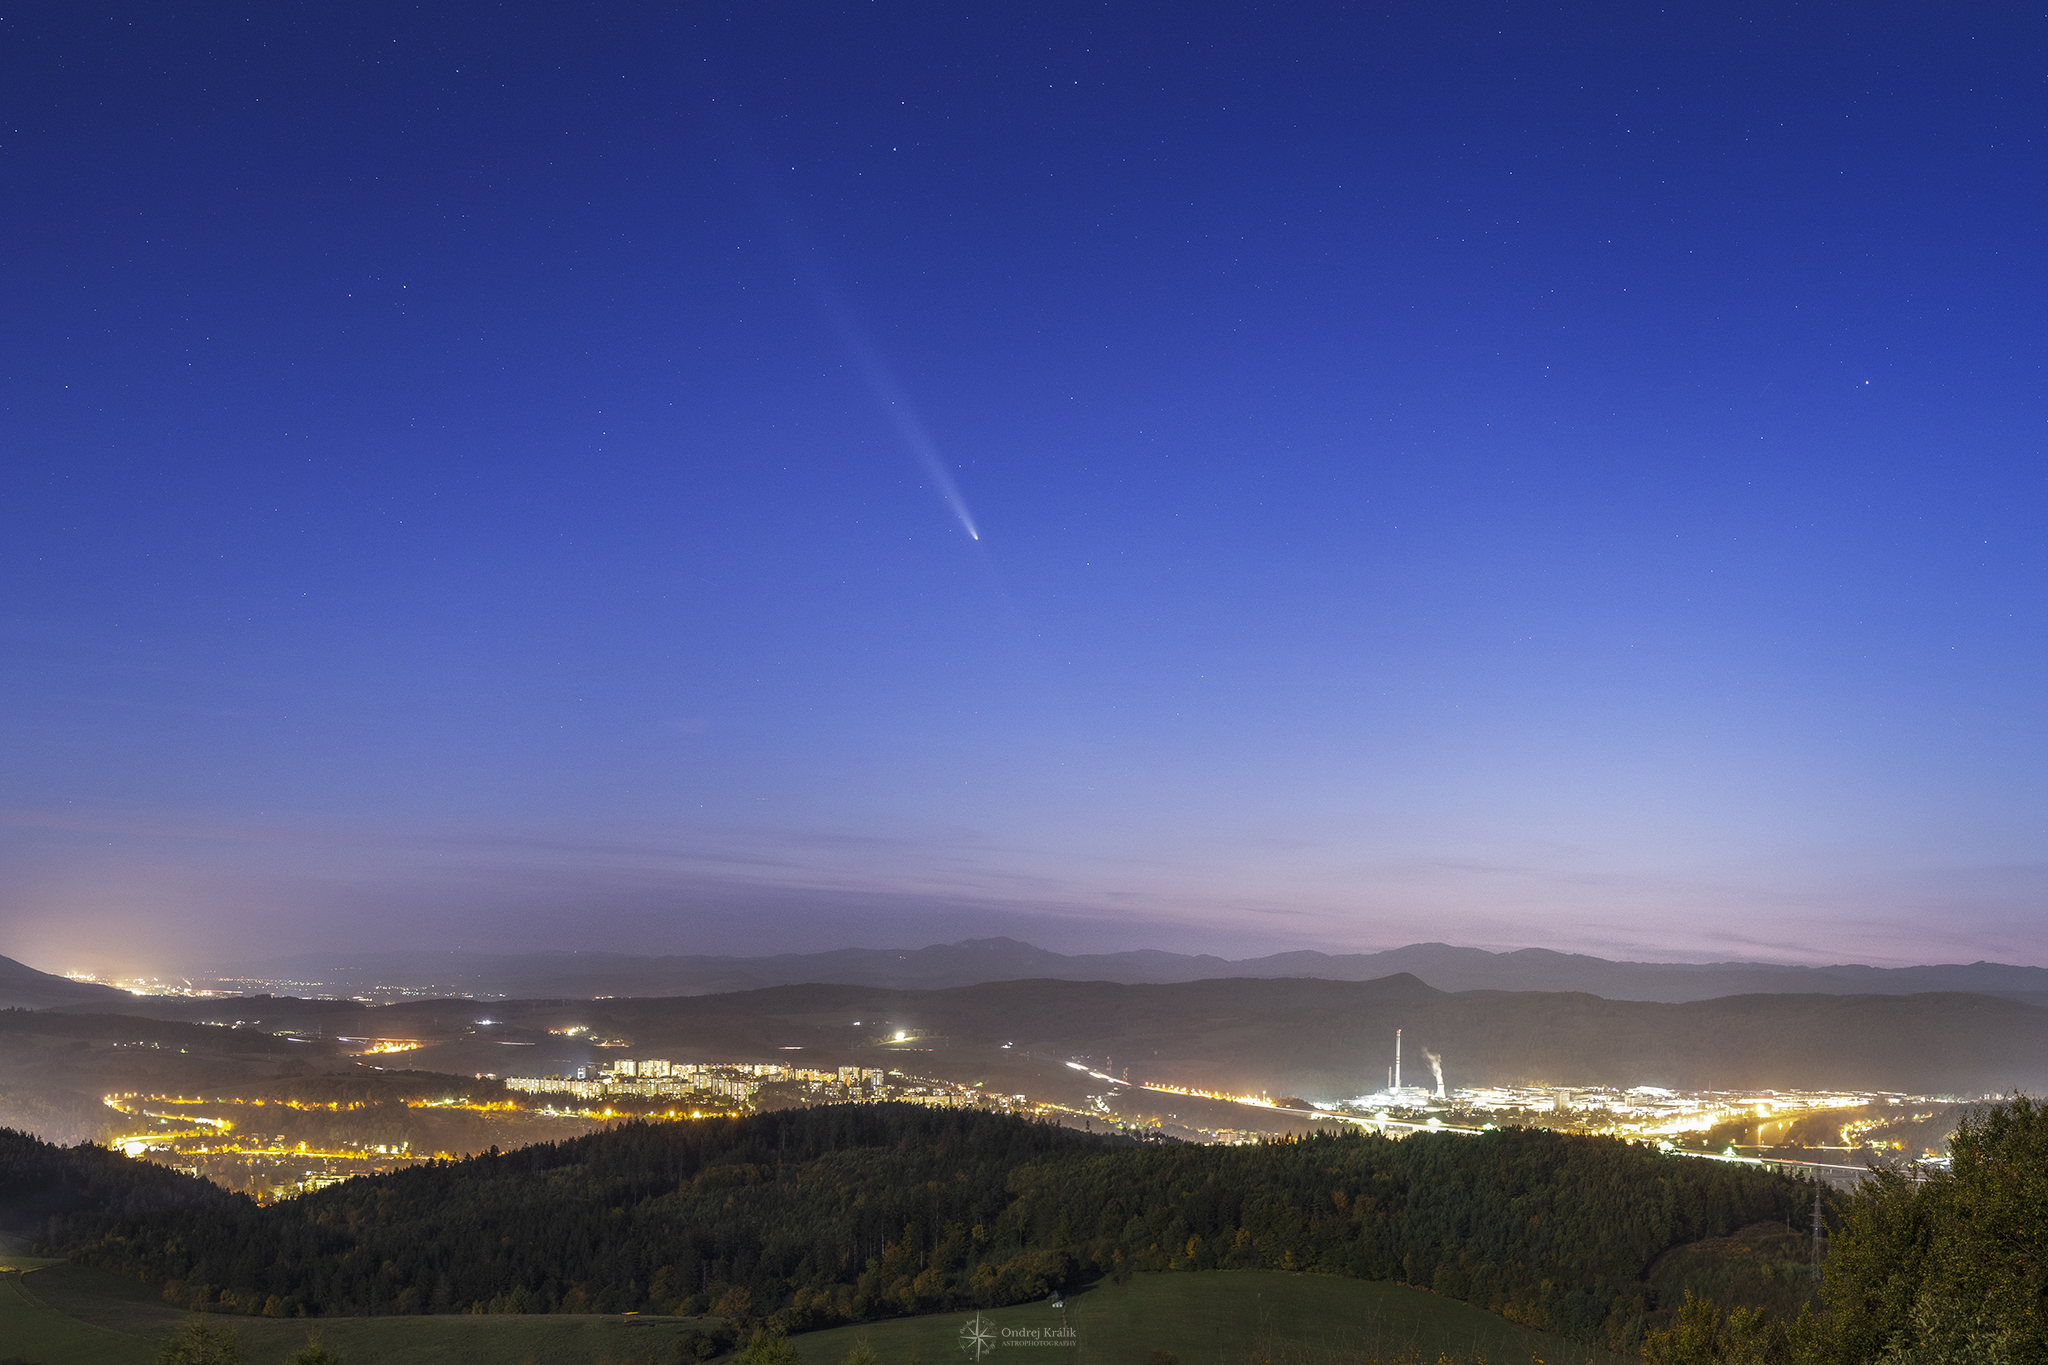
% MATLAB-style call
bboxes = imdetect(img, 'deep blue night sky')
[3,4,2044,971]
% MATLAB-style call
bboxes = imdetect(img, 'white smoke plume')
[1424,1050,1445,1099]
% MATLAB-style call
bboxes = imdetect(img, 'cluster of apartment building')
[502,1060,887,1103]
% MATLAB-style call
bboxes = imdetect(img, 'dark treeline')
[0,1005,337,1058]
[0,1125,243,1246]
[31,1105,1807,1349]
[1645,1094,2047,1364]
[235,1070,506,1106]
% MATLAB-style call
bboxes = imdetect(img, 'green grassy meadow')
[0,1265,1617,1365]
[3,1269,160,1365]
[795,1273,1616,1365]
[0,1263,706,1365]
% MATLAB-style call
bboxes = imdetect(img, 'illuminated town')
[99,1057,1044,1200]
[95,1030,1967,1202]
[62,969,500,1004]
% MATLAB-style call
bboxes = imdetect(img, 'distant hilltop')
[0,954,130,1011]
[120,936,2048,1006]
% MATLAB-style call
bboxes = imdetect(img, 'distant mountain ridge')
[216,936,2048,1005]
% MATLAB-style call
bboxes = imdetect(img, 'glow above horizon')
[0,6,2044,971]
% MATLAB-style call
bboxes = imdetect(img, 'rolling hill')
[59,970,2046,1100]
[555,974,2048,1098]
[0,956,130,1011]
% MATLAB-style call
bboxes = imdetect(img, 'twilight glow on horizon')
[2,5,2044,973]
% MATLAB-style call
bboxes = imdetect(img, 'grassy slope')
[793,1272,1624,1365]
[8,1263,705,1365]
[1644,1222,1818,1331]
[2,1274,151,1365]
[5,1264,1619,1365]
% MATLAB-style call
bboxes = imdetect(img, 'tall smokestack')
[1394,1028,1401,1090]
[1425,1050,1445,1100]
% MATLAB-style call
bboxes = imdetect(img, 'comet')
[709,116,986,541]
[812,292,981,541]
[755,194,983,542]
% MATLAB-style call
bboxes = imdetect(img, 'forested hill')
[40,1104,1812,1349]
[0,1125,242,1244]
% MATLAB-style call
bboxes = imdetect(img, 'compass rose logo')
[958,1311,999,1359]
